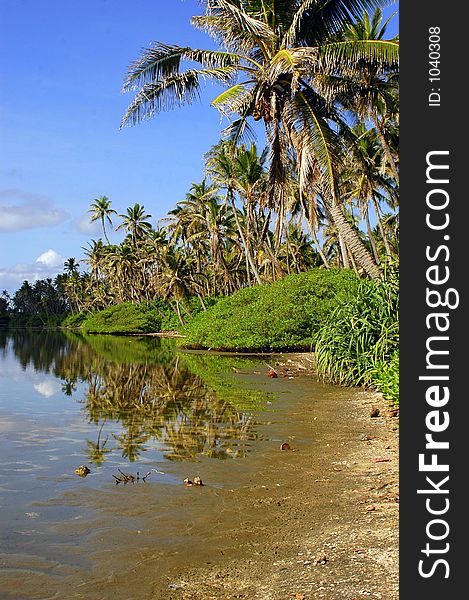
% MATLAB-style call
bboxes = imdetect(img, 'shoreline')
[163,355,399,600]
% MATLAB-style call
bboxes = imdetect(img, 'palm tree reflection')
[3,330,265,465]
[75,337,264,463]
[85,421,111,465]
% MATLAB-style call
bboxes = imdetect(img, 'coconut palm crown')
[120,0,398,279]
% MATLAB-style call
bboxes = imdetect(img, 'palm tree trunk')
[101,217,111,245]
[172,300,184,326]
[310,228,330,268]
[262,238,283,279]
[372,197,393,260]
[229,196,262,285]
[372,114,399,184]
[197,294,207,311]
[328,201,382,280]
[365,208,380,264]
[348,246,359,275]
[284,223,292,275]
[338,232,350,269]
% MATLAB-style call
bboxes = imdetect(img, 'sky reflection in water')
[0,331,273,517]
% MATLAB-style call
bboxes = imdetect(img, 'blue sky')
[0,0,399,293]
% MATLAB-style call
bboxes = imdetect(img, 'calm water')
[0,330,354,599]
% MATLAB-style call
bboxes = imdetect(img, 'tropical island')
[1,2,398,405]
[1,2,399,597]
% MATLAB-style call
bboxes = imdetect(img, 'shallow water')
[0,330,356,599]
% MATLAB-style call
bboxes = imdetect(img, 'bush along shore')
[52,267,399,407]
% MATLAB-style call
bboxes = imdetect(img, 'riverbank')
[163,353,399,600]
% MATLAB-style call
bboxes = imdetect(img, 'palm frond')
[123,43,243,92]
[192,0,275,53]
[345,7,397,41]
[221,117,257,145]
[267,47,317,83]
[211,82,253,113]
[291,0,392,45]
[121,67,237,128]
[243,0,299,33]
[281,0,319,47]
[207,0,275,40]
[318,39,399,75]
[285,90,345,199]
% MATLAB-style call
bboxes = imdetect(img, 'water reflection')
[0,330,268,465]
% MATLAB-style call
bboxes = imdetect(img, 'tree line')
[3,3,399,325]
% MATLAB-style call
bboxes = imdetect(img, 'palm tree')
[83,239,106,282]
[344,123,396,262]
[106,243,140,302]
[88,196,117,244]
[341,8,399,182]
[120,0,398,279]
[157,248,207,323]
[116,203,153,245]
[171,179,237,294]
[63,257,80,276]
[205,140,264,284]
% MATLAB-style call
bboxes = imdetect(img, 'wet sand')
[161,359,399,600]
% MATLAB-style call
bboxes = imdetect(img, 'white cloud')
[72,212,101,235]
[0,189,68,232]
[34,380,61,398]
[0,249,66,292]
[36,249,64,268]
[0,358,61,398]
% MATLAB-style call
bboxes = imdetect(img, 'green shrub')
[314,263,399,401]
[61,312,89,328]
[370,349,399,406]
[81,302,161,334]
[8,313,66,329]
[146,299,179,331]
[181,269,359,351]
[150,297,217,331]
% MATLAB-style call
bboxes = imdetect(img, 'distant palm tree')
[116,203,153,245]
[82,239,106,282]
[158,248,207,323]
[88,196,117,244]
[344,123,396,262]
[205,141,264,284]
[63,257,79,276]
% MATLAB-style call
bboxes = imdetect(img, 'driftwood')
[112,468,165,485]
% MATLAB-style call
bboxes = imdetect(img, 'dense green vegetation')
[180,265,399,404]
[77,303,161,334]
[370,349,399,405]
[314,264,399,404]
[181,269,358,351]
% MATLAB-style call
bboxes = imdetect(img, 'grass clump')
[80,302,161,334]
[369,349,399,405]
[180,269,358,352]
[314,263,399,404]
[61,312,89,328]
